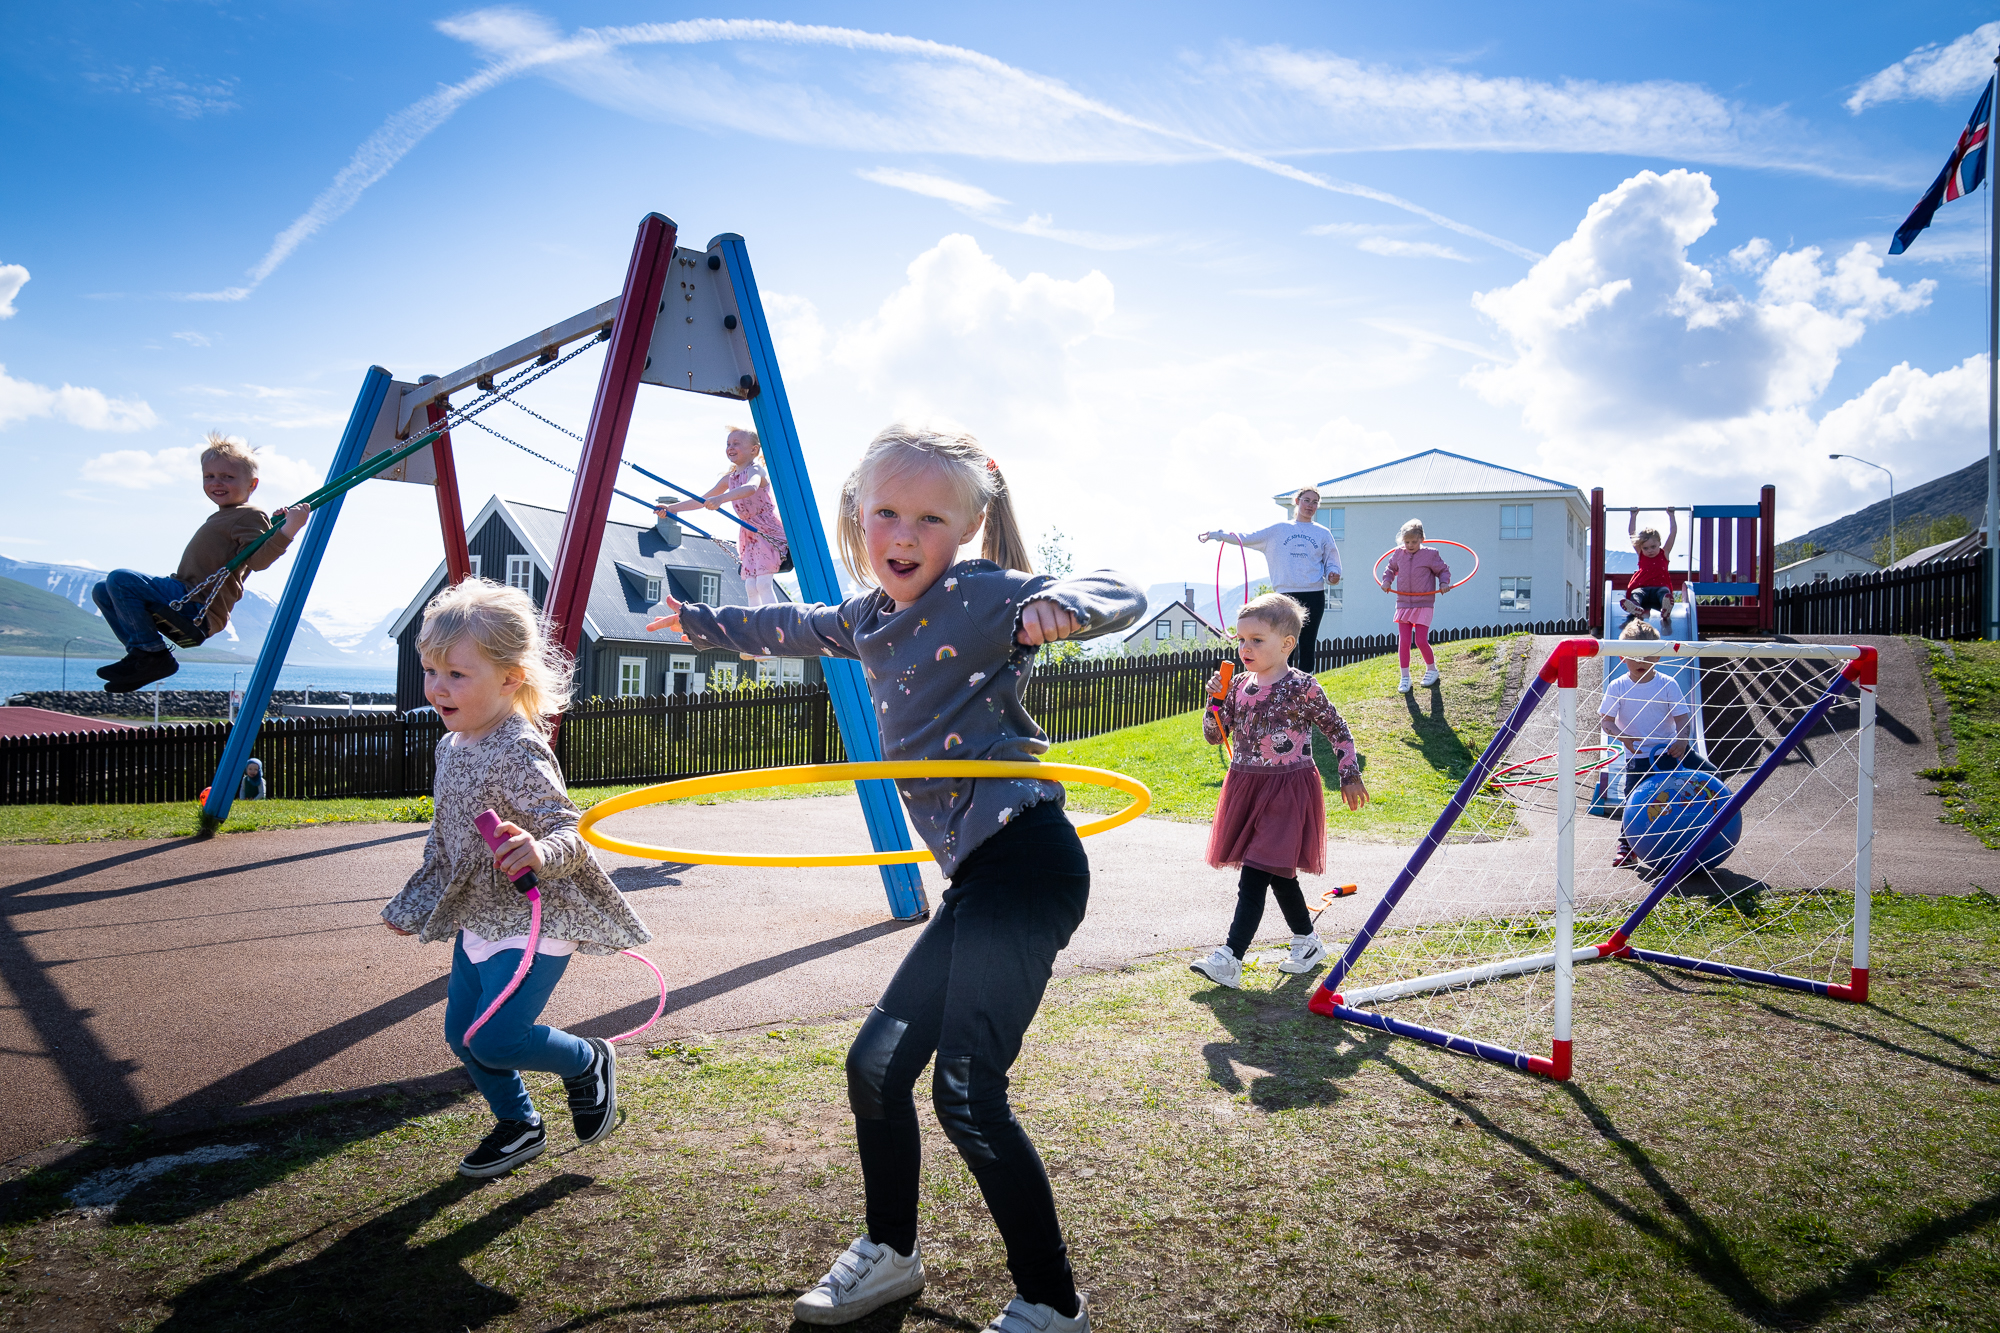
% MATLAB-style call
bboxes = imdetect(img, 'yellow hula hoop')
[577,761,1153,868]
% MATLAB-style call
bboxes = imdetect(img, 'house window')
[1319,508,1346,542]
[1182,620,1198,639]
[645,575,662,603]
[700,571,721,603]
[1328,583,1343,608]
[617,657,646,698]
[506,555,533,591]
[709,662,739,689]
[1500,577,1531,614]
[1500,505,1533,540]
[756,657,778,685]
[468,555,482,578]
[780,658,805,685]
[668,653,695,695]
[1155,619,1171,640]
[1566,581,1575,616]
[1566,511,1574,552]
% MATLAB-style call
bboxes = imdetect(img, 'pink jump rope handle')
[461,809,543,1045]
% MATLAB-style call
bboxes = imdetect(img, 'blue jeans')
[443,934,593,1123]
[91,570,189,654]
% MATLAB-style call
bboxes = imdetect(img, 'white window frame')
[1320,507,1346,542]
[617,657,646,698]
[1154,619,1171,641]
[506,555,534,592]
[1500,505,1533,541]
[699,571,721,603]
[468,554,482,578]
[756,657,778,685]
[1500,577,1532,614]
[779,658,805,685]
[1182,620,1198,640]
[1328,583,1343,608]
[668,653,695,695]
[708,661,739,689]
[645,575,662,603]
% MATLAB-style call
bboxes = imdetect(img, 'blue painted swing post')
[716,234,930,920]
[198,367,393,833]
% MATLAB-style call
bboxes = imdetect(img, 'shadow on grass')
[154,1172,591,1331]
[1754,1001,1997,1085]
[1377,1050,2000,1329]
[1190,970,1390,1109]
[544,1292,980,1332]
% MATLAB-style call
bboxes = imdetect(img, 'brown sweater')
[173,506,295,635]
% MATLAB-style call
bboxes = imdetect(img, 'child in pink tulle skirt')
[1381,518,1452,693]
[656,426,791,607]
[1190,593,1369,990]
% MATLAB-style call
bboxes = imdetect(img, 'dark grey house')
[392,496,822,711]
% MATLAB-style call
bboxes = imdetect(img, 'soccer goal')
[1306,638,1877,1080]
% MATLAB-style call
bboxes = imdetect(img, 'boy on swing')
[91,433,310,692]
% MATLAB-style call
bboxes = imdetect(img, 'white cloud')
[0,365,157,432]
[759,291,830,377]
[85,65,239,119]
[171,331,212,347]
[857,167,1155,250]
[181,383,348,429]
[1465,169,1951,534]
[1847,23,2000,113]
[1356,236,1471,261]
[858,167,1009,213]
[79,442,323,494]
[0,264,26,318]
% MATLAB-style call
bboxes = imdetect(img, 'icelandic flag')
[1891,78,1993,255]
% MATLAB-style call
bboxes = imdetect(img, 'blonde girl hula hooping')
[1190,593,1369,990]
[652,424,1145,1331]
[1382,518,1453,693]
[380,579,651,1179]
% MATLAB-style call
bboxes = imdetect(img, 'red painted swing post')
[545,213,677,682]
[423,388,473,586]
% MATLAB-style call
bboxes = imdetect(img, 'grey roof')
[1776,548,1878,574]
[1888,530,1985,571]
[1123,597,1222,644]
[1305,449,1580,500]
[505,500,752,645]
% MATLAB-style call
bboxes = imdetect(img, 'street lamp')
[60,636,88,690]
[1830,453,1896,564]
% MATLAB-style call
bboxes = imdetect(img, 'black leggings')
[846,801,1089,1312]
[1290,589,1325,672]
[1226,866,1314,957]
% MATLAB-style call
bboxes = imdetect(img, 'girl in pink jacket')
[1380,519,1452,692]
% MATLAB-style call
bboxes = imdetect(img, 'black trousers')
[1289,589,1326,673]
[847,801,1089,1311]
[1226,867,1314,957]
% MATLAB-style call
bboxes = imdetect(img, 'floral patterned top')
[1202,666,1361,782]
[381,711,651,955]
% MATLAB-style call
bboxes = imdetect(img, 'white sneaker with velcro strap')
[984,1293,1090,1331]
[793,1235,925,1325]
[1278,933,1327,973]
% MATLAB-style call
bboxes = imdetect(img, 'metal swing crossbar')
[1304,639,1878,1081]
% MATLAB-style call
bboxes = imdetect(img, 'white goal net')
[1306,639,1877,1079]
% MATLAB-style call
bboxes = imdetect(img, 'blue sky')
[4,3,1999,642]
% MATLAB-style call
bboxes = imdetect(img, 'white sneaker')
[793,1236,926,1325]
[1398,670,1413,693]
[1420,665,1440,687]
[1278,933,1327,973]
[985,1293,1090,1332]
[1190,947,1242,989]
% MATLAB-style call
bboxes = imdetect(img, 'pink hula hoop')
[1374,539,1479,597]
[1214,535,1249,638]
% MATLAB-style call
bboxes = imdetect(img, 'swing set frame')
[193,213,931,920]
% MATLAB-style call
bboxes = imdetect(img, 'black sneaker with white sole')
[458,1117,547,1178]
[563,1037,618,1145]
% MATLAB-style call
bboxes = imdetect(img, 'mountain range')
[1781,456,1988,557]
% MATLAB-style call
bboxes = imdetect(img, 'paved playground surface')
[2,635,1990,1165]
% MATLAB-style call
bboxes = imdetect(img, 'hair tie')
[985,457,999,473]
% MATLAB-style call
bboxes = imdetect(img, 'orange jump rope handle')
[1313,883,1360,910]
[1210,660,1235,702]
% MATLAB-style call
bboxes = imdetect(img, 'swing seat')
[150,603,209,649]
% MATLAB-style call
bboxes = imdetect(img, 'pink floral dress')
[1201,667,1360,876]
[724,462,789,577]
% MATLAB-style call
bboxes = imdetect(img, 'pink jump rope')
[460,809,669,1046]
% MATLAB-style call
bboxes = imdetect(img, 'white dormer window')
[645,576,662,603]
[506,555,533,591]
[468,555,482,578]
[700,572,720,603]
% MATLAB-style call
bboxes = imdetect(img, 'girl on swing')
[655,425,789,609]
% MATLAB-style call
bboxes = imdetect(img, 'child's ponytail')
[979,459,1032,574]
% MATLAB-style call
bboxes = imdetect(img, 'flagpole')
[1990,54,1998,640]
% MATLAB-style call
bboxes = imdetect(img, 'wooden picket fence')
[0,617,1578,805]
[1774,552,1986,639]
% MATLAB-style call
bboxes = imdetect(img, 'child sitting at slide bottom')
[1191,593,1369,990]
[381,579,651,1178]
[92,433,310,692]
[1599,620,1714,868]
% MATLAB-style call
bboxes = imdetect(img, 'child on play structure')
[1380,518,1452,693]
[1599,620,1712,868]
[1198,486,1343,672]
[653,424,1144,1333]
[1621,508,1678,628]
[90,433,311,693]
[380,579,650,1179]
[656,425,790,608]
[1190,592,1368,990]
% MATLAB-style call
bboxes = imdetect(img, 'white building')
[1774,548,1879,588]
[1278,450,1592,641]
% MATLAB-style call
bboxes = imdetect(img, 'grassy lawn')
[1,889,1993,1331]
[1921,638,2000,848]
[1051,636,1519,840]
